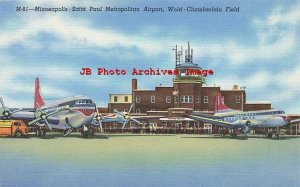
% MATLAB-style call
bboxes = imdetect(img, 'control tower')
[173,42,205,84]
[173,42,204,109]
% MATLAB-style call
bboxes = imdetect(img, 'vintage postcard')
[0,0,299,186]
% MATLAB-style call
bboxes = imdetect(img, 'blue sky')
[0,0,299,113]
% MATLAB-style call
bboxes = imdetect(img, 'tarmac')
[0,133,299,187]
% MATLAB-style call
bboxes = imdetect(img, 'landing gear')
[81,125,95,138]
[265,132,273,138]
[265,128,282,139]
[275,133,279,140]
[35,127,46,137]
[230,132,238,139]
[228,129,238,139]
[62,128,73,137]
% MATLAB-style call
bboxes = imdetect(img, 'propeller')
[0,97,23,119]
[242,126,250,134]
[94,104,103,133]
[28,103,67,131]
[114,103,140,129]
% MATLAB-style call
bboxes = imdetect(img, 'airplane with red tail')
[0,77,136,137]
[188,92,299,138]
[0,78,99,136]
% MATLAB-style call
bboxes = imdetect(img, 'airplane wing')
[290,119,300,124]
[189,112,220,119]
[130,115,165,120]
[11,111,35,121]
[188,114,242,129]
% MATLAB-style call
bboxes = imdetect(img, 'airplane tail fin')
[34,77,45,109]
[214,92,233,113]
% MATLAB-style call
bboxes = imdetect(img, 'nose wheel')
[265,128,281,139]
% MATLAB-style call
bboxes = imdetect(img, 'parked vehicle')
[0,120,28,137]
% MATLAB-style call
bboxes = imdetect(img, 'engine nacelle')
[245,120,251,127]
[233,120,252,127]
[232,120,251,134]
[242,126,250,134]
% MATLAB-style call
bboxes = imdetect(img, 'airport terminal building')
[103,43,281,134]
[109,43,271,113]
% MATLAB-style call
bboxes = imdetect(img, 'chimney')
[132,78,137,90]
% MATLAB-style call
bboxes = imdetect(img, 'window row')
[135,95,241,104]
[113,96,129,102]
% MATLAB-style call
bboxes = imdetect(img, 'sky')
[0,0,299,113]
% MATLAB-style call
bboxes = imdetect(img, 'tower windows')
[136,96,140,103]
[151,96,155,103]
[180,96,192,103]
[166,96,171,103]
[236,96,241,103]
[204,96,208,103]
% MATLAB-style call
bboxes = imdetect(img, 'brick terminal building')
[105,43,277,134]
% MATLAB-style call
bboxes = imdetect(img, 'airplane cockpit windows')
[75,100,84,105]
[75,100,93,105]
[273,110,285,114]
[85,100,93,104]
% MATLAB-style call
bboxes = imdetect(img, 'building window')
[175,122,182,128]
[236,96,241,103]
[136,109,140,113]
[151,109,156,111]
[180,96,192,103]
[204,96,208,103]
[166,96,171,103]
[114,96,118,102]
[124,96,128,102]
[151,96,155,103]
[136,96,140,103]
[175,96,178,103]
[195,96,200,103]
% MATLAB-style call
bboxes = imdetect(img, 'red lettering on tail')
[214,93,231,113]
[34,77,45,109]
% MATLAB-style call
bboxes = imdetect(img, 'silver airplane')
[0,78,137,137]
[0,78,101,136]
[92,103,140,128]
[188,92,298,138]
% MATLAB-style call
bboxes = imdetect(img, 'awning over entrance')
[159,118,195,121]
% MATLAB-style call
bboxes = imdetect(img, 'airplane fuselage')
[216,109,288,128]
[11,96,97,130]
[41,96,96,129]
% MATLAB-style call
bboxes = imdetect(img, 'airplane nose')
[286,115,292,122]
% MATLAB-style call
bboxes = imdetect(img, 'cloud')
[193,31,296,65]
[208,70,271,89]
[264,3,300,26]
[0,65,73,99]
[0,95,33,108]
[273,63,300,102]
[0,14,167,57]
[209,61,300,112]
[192,3,299,65]
[1,1,299,112]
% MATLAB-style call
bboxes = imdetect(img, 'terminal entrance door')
[175,122,182,134]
